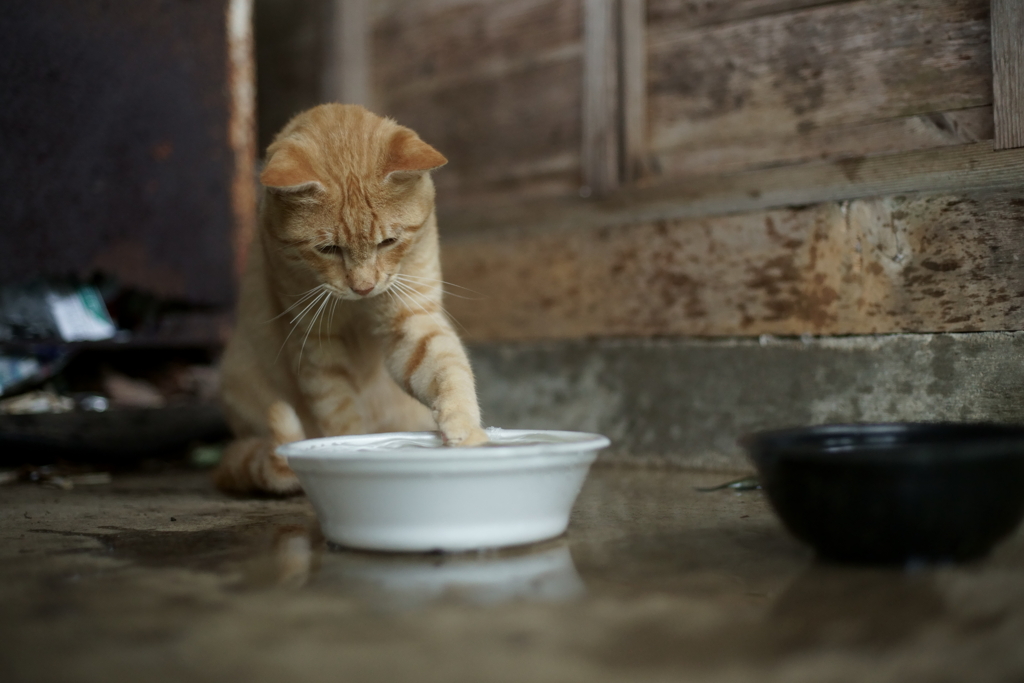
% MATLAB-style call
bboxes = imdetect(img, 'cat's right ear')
[260,146,325,196]
[383,129,447,183]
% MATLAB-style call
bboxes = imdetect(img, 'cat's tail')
[213,401,306,495]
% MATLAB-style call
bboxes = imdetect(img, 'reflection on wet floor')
[314,542,585,607]
[584,565,953,672]
[273,525,318,589]
[766,566,945,651]
[4,466,1024,682]
[261,523,587,607]
[36,514,586,607]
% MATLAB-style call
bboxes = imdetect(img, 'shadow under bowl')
[741,423,1024,564]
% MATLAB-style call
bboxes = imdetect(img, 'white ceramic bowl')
[279,428,610,552]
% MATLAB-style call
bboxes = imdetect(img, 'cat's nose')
[351,285,374,296]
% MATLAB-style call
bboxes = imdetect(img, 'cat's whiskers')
[387,282,439,327]
[393,272,481,294]
[385,282,422,317]
[297,289,334,370]
[389,278,468,333]
[266,285,326,323]
[393,273,483,300]
[274,288,329,363]
[389,279,438,317]
[316,287,342,352]
[384,286,425,328]
[316,292,328,351]
[325,294,340,346]
[286,285,325,299]
[288,288,329,326]
[390,278,437,308]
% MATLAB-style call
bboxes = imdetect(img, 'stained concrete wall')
[471,331,1024,470]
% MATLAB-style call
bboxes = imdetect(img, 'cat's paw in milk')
[439,415,489,447]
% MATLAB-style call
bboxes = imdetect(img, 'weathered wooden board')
[371,0,506,19]
[581,0,646,193]
[654,106,993,177]
[374,0,583,208]
[372,0,995,219]
[582,0,620,195]
[992,0,1024,150]
[439,141,1024,235]
[441,189,1024,341]
[373,0,581,96]
[647,0,992,162]
[323,0,370,107]
[620,0,647,182]
[646,0,848,30]
[387,57,583,208]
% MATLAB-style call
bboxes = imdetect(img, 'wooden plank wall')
[370,0,1024,343]
[992,0,1024,149]
[646,0,993,177]
[582,0,620,195]
[372,0,584,210]
[619,0,646,182]
[323,0,370,106]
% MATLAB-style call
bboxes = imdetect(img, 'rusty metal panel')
[0,0,254,308]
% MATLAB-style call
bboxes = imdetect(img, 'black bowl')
[741,423,1024,564]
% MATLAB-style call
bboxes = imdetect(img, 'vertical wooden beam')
[323,0,370,106]
[226,0,257,276]
[992,0,1024,150]
[582,0,620,196]
[619,0,646,183]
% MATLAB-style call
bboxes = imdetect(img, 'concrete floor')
[3,465,1024,682]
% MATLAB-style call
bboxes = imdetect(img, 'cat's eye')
[316,245,342,256]
[378,237,398,248]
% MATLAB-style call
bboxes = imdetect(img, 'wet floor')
[2,465,1024,682]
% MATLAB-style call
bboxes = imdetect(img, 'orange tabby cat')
[214,104,487,494]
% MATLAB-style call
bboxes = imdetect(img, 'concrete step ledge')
[471,332,1024,470]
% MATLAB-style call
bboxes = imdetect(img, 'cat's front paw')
[439,415,488,447]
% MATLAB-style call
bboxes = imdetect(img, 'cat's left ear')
[384,129,447,182]
[260,145,325,195]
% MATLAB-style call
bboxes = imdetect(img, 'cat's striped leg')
[298,362,366,436]
[213,401,305,494]
[384,307,487,446]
